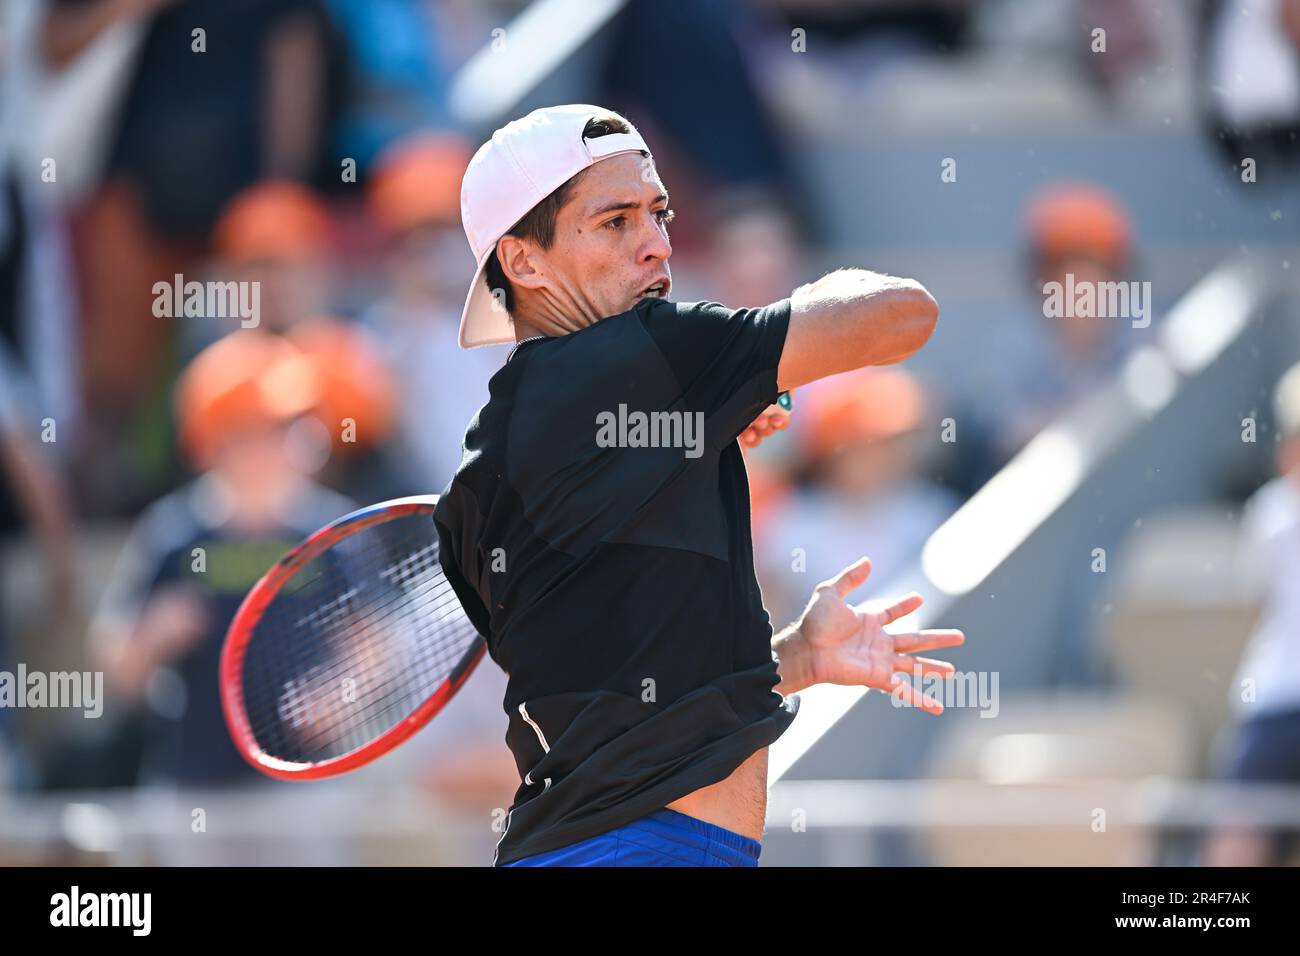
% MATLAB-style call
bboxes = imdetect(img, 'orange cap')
[284,318,398,453]
[213,181,333,264]
[1024,182,1132,268]
[800,369,926,463]
[368,132,472,234]
[176,331,321,467]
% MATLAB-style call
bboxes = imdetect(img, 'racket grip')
[777,391,793,411]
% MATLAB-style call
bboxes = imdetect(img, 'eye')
[656,208,675,225]
[603,215,627,231]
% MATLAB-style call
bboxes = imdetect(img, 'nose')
[641,213,672,262]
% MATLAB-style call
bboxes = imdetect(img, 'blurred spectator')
[759,0,978,53]
[209,180,403,502]
[758,368,958,625]
[360,133,507,491]
[65,331,355,789]
[1,1,84,461]
[1199,0,1300,179]
[1205,360,1300,866]
[0,342,76,607]
[703,189,804,308]
[321,0,456,174]
[744,447,793,542]
[1075,0,1158,100]
[977,181,1141,469]
[0,340,78,788]
[749,0,981,117]
[208,179,336,339]
[41,0,344,512]
[598,0,807,256]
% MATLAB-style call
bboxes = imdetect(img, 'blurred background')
[1,0,1299,865]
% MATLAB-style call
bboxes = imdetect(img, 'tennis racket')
[220,494,486,780]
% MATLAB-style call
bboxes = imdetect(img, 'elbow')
[873,281,938,364]
[906,283,939,348]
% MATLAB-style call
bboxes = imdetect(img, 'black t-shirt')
[433,297,800,866]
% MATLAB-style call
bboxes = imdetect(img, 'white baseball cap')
[456,104,651,349]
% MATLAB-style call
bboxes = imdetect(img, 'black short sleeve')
[639,298,791,449]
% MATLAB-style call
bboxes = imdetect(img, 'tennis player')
[434,104,964,867]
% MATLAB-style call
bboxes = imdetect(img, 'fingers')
[871,591,924,625]
[739,411,790,448]
[888,675,944,715]
[892,629,965,654]
[892,654,956,679]
[827,555,873,598]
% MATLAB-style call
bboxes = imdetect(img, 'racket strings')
[240,512,480,765]
[254,534,461,760]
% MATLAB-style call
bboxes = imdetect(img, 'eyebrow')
[587,193,669,219]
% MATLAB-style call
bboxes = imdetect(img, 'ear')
[497,235,547,292]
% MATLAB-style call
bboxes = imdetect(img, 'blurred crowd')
[0,0,1297,864]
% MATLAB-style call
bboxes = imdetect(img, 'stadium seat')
[1103,506,1261,772]
[919,692,1194,865]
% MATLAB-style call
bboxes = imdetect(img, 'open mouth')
[636,280,670,300]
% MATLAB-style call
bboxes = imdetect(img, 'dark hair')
[484,116,635,315]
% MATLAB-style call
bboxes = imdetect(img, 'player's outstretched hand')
[794,556,964,714]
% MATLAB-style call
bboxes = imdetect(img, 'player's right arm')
[777,268,938,392]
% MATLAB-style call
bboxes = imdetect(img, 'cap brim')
[458,249,516,348]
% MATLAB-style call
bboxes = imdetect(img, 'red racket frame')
[220,494,487,780]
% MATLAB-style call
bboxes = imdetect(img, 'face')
[233,258,323,333]
[498,154,673,330]
[212,421,297,490]
[1039,253,1117,357]
[712,207,797,307]
[822,432,916,498]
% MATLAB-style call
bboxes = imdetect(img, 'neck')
[512,287,601,341]
[512,317,550,341]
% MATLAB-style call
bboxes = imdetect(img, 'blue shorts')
[501,808,762,867]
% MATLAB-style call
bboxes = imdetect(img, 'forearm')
[772,622,815,697]
[779,268,938,391]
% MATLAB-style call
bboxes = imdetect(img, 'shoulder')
[131,482,211,559]
[639,297,791,332]
[638,296,792,379]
